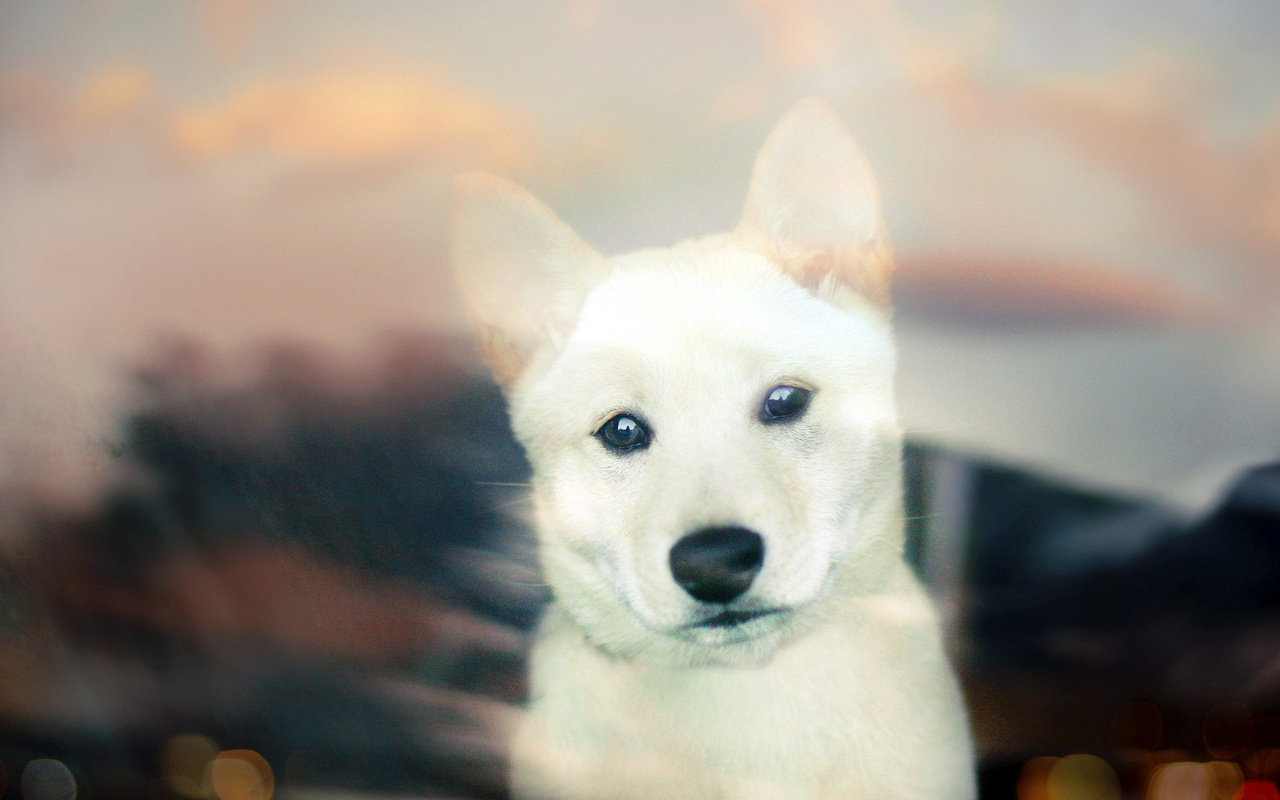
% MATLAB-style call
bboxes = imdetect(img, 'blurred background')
[1,1,1279,799]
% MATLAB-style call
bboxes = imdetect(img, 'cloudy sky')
[1,0,1278,510]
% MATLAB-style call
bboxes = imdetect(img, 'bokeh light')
[1019,756,1060,800]
[161,733,221,798]
[1208,762,1247,800]
[1147,762,1217,800]
[1047,754,1120,800]
[209,750,273,800]
[20,759,77,800]
[1236,780,1280,800]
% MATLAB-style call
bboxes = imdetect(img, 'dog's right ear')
[451,173,609,390]
[735,98,892,308]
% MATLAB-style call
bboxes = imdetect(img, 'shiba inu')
[450,98,975,800]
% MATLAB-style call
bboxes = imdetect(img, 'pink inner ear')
[846,234,894,307]
[786,237,893,308]
[478,326,528,390]
[796,253,836,289]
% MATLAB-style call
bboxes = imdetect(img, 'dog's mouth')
[688,608,783,629]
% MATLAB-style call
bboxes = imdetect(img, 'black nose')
[669,526,765,604]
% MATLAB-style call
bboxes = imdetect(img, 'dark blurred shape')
[1111,701,1163,752]
[1205,703,1253,760]
[0,332,539,800]
[966,459,1280,685]
[947,450,1280,796]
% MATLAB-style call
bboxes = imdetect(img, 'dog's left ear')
[735,97,892,306]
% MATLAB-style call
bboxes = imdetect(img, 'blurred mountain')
[0,334,539,800]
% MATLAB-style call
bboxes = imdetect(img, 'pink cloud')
[895,252,1220,329]
[737,0,844,72]
[0,64,153,143]
[166,69,535,173]
[900,44,1280,284]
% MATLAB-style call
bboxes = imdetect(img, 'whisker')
[899,513,940,523]
[491,494,534,509]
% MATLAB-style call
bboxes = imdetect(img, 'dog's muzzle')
[668,526,764,604]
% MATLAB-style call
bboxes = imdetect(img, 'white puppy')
[451,98,975,800]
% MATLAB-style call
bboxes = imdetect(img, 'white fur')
[451,98,975,800]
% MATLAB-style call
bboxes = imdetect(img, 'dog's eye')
[761,385,811,422]
[595,413,651,453]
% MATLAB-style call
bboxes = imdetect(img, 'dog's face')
[452,99,904,666]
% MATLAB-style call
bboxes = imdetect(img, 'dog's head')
[451,99,903,666]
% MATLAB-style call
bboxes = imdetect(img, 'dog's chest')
[517,599,953,799]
